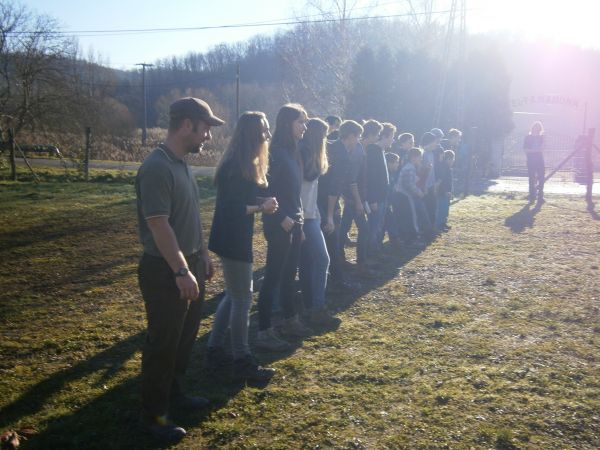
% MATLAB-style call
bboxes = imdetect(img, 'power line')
[5,8,474,37]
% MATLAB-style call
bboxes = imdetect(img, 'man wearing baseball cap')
[135,97,224,442]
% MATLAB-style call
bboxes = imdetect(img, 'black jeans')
[322,208,343,283]
[138,252,205,417]
[527,153,545,198]
[338,201,369,264]
[258,222,302,330]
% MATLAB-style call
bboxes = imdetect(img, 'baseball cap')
[169,97,225,126]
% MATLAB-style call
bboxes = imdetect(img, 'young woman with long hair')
[207,111,279,381]
[298,118,340,326]
[256,103,310,351]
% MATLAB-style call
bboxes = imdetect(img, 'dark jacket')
[366,143,389,204]
[263,144,303,228]
[318,139,351,213]
[344,143,367,205]
[208,159,258,263]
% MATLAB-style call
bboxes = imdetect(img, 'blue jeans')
[435,195,450,228]
[339,201,369,264]
[299,218,330,311]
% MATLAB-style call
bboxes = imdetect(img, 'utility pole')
[236,62,240,122]
[136,63,154,146]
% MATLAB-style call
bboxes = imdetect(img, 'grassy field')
[1,167,599,449]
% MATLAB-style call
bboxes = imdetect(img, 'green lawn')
[1,168,599,449]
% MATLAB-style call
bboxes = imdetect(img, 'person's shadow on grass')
[0,290,254,449]
[587,199,600,221]
[504,198,544,233]
[1,236,431,449]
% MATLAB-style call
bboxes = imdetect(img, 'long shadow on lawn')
[0,332,144,448]
[0,292,251,449]
[1,236,428,448]
[587,199,600,220]
[0,200,135,252]
[219,238,431,371]
[504,199,544,233]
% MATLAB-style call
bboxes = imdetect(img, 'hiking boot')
[277,315,313,338]
[170,393,210,411]
[232,354,276,382]
[310,308,342,328]
[255,327,292,352]
[203,346,232,371]
[139,414,186,444]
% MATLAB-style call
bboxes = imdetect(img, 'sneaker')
[310,308,342,328]
[255,328,292,352]
[170,393,210,411]
[203,346,232,371]
[140,414,186,443]
[232,354,276,382]
[277,315,313,338]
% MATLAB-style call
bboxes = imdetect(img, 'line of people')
[135,97,462,443]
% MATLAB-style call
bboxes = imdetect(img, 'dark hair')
[408,147,423,160]
[530,121,544,135]
[270,103,306,155]
[301,118,329,181]
[398,133,414,145]
[380,122,397,139]
[447,128,462,138]
[385,152,400,164]
[214,111,269,187]
[362,120,383,139]
[325,115,342,126]
[339,120,364,140]
[444,150,456,161]
[169,115,203,133]
[420,132,437,148]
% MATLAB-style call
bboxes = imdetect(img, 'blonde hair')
[301,118,329,181]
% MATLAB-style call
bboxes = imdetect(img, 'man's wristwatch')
[174,267,189,277]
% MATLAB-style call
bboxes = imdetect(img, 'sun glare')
[470,0,599,49]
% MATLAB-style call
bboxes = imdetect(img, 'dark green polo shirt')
[135,145,203,257]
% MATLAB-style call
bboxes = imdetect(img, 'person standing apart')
[257,104,311,351]
[523,121,546,202]
[206,112,279,381]
[135,97,223,443]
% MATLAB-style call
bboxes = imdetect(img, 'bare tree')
[0,0,78,138]
[279,1,382,114]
